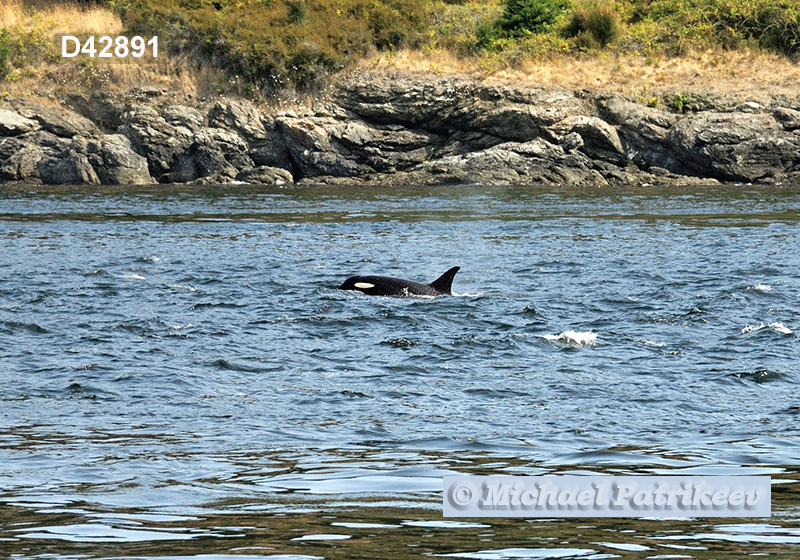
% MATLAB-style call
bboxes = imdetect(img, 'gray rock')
[87,134,154,185]
[737,101,767,114]
[198,127,253,171]
[470,105,543,141]
[277,115,443,177]
[0,131,69,166]
[162,105,205,133]
[133,86,163,98]
[171,145,233,183]
[435,130,504,157]
[38,152,100,184]
[668,112,800,182]
[0,145,43,180]
[774,107,800,131]
[250,132,294,170]
[10,99,98,138]
[66,92,126,130]
[118,104,194,180]
[597,96,678,137]
[336,74,588,140]
[237,165,294,186]
[0,108,41,136]
[407,138,603,187]
[5,74,800,188]
[208,99,267,142]
[26,130,72,153]
[335,120,440,171]
[559,132,584,151]
[168,128,250,183]
[549,115,625,164]
[596,95,681,170]
[277,116,373,177]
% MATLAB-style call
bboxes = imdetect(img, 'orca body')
[339,267,460,297]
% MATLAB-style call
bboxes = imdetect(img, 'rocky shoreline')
[2,71,800,188]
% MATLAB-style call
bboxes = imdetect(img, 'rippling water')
[1,184,799,557]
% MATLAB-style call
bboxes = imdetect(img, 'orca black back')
[339,267,460,297]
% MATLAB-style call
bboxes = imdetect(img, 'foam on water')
[539,331,598,347]
[741,322,793,335]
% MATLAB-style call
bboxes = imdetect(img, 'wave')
[741,322,793,335]
[539,331,598,347]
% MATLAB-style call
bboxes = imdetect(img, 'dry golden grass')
[1,54,235,102]
[0,0,228,101]
[3,0,798,104]
[361,48,800,99]
[0,0,123,34]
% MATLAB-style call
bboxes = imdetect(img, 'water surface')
[1,183,799,557]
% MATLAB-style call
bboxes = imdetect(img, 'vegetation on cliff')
[0,0,798,96]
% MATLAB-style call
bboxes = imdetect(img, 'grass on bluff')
[112,0,430,93]
[1,0,799,98]
[114,0,798,92]
[0,0,223,99]
[0,0,122,80]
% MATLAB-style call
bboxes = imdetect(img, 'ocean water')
[1,183,799,558]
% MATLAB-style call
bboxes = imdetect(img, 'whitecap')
[539,331,597,347]
[167,284,197,292]
[768,322,793,335]
[742,323,793,335]
[752,284,772,292]
[126,274,147,280]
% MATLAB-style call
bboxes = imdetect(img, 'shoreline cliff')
[2,71,800,189]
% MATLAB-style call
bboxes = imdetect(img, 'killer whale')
[339,267,460,297]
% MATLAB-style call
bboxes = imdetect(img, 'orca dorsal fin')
[429,267,460,295]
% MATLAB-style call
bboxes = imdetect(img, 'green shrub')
[566,3,618,48]
[286,0,308,23]
[715,1,800,55]
[628,0,651,24]
[0,29,11,80]
[497,0,570,38]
